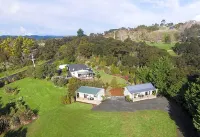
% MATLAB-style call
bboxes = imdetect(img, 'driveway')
[93,97,169,112]
[92,97,198,137]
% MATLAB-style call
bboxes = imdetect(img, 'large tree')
[77,28,84,37]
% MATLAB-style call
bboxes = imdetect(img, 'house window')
[84,94,88,98]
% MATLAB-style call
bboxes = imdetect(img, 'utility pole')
[31,53,35,68]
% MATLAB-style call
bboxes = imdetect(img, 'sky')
[0,0,200,36]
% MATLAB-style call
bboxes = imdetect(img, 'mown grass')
[147,42,177,56]
[98,70,127,85]
[0,78,176,137]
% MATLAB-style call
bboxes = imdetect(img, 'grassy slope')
[98,70,127,85]
[147,42,177,56]
[0,78,176,137]
[0,78,66,115]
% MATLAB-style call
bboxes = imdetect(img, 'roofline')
[80,86,104,90]
[77,86,104,95]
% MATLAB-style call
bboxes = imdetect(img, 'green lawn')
[97,70,127,85]
[0,61,46,78]
[0,78,66,115]
[147,42,177,56]
[0,78,176,137]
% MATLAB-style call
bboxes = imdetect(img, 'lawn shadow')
[4,127,27,137]
[167,98,198,137]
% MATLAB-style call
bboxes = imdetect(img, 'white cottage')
[76,86,105,105]
[124,83,158,102]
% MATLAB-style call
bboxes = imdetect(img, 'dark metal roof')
[126,83,156,94]
[68,64,91,72]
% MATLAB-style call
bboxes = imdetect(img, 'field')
[147,42,177,56]
[0,78,176,137]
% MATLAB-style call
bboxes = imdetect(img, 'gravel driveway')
[92,97,198,137]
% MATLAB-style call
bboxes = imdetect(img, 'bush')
[110,64,120,75]
[152,91,157,96]
[4,86,19,94]
[104,67,111,74]
[101,95,106,102]
[61,95,71,104]
[35,64,56,79]
[0,116,10,134]
[0,80,5,88]
[26,67,36,78]
[52,77,68,87]
[125,95,132,102]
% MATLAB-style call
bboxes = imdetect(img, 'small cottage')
[124,83,158,102]
[76,86,105,105]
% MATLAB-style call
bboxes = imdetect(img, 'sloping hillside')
[104,20,200,42]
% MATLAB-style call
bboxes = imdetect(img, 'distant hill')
[0,35,64,40]
[103,20,200,42]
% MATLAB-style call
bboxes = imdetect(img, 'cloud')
[194,15,200,21]
[0,0,200,35]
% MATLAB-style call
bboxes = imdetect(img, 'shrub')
[61,95,71,104]
[110,64,120,75]
[104,67,111,74]
[101,95,106,102]
[125,95,132,102]
[96,73,101,79]
[9,116,20,129]
[0,80,5,88]
[0,116,10,134]
[26,67,36,78]
[52,77,68,87]
[4,80,9,85]
[4,86,19,94]
[152,91,157,96]
[35,64,56,79]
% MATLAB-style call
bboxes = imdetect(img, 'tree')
[185,78,200,115]
[193,105,200,131]
[137,56,188,100]
[77,28,84,37]
[0,38,13,70]
[78,43,93,58]
[160,19,166,26]
[164,34,171,43]
[96,73,101,80]
[110,64,120,74]
[68,78,81,96]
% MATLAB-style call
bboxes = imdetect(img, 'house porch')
[132,95,157,102]
[76,97,101,105]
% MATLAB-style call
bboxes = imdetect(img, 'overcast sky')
[0,0,200,35]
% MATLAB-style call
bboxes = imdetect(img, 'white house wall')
[96,89,105,101]
[132,90,154,98]
[124,88,133,99]
[78,92,97,100]
[77,89,105,101]
[70,71,78,78]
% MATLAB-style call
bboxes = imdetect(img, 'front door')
[145,92,148,95]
